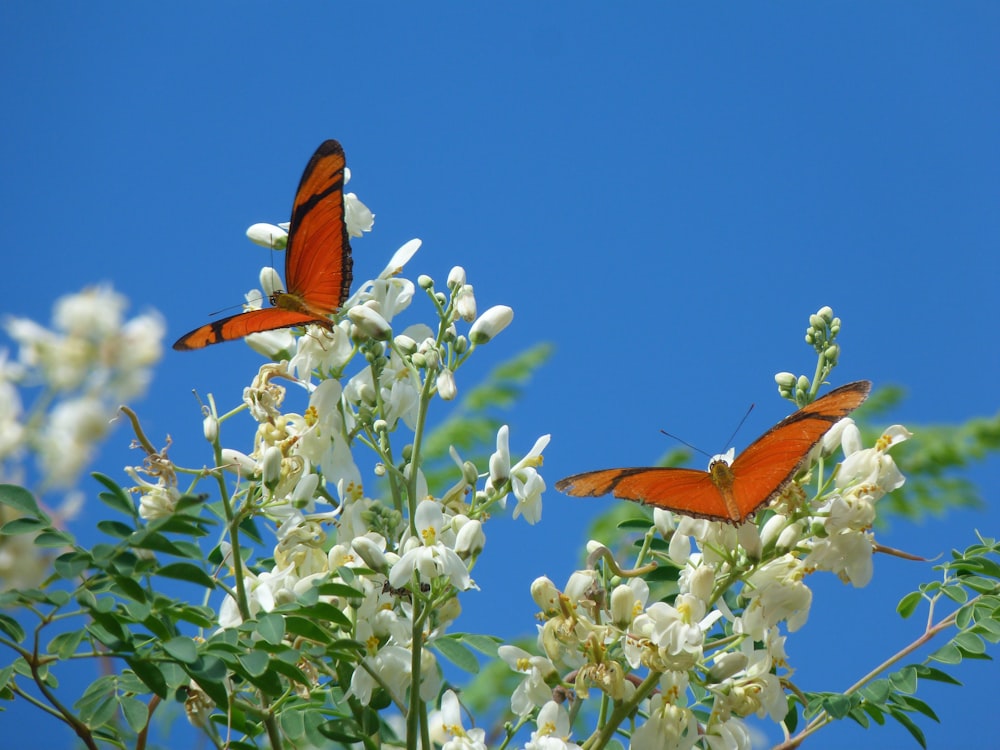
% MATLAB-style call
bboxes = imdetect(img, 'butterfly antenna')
[659,429,713,460]
[722,403,755,450]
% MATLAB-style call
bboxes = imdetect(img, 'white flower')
[630,695,700,750]
[377,239,421,280]
[486,426,550,522]
[524,701,581,750]
[389,500,473,591]
[739,554,812,637]
[499,645,557,717]
[344,191,375,238]
[38,396,109,489]
[704,717,752,750]
[626,594,719,672]
[53,285,126,338]
[429,690,486,750]
[349,643,412,705]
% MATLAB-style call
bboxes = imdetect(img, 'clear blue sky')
[2,4,998,748]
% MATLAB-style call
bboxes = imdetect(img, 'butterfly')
[555,380,871,524]
[173,139,354,350]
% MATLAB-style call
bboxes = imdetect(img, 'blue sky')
[2,4,998,748]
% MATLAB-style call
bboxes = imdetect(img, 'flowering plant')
[1,169,998,750]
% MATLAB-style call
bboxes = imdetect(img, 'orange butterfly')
[556,380,871,524]
[173,140,354,350]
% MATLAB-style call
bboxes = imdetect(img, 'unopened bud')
[469,305,514,344]
[348,306,392,340]
[246,222,288,250]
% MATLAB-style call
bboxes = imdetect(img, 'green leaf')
[941,584,968,604]
[955,631,986,655]
[0,614,25,642]
[97,520,135,539]
[121,695,149,733]
[929,642,962,664]
[257,613,286,645]
[433,636,480,674]
[126,659,168,698]
[238,650,271,678]
[92,473,138,517]
[888,706,928,749]
[0,517,45,535]
[821,694,855,720]
[459,633,502,657]
[964,575,1000,594]
[34,528,75,547]
[185,655,230,705]
[893,694,940,722]
[896,591,923,618]
[889,666,918,694]
[47,629,86,659]
[910,664,962,685]
[0,484,46,519]
[317,717,367,743]
[53,551,90,580]
[156,562,216,588]
[860,678,890,704]
[162,636,199,664]
[784,697,799,732]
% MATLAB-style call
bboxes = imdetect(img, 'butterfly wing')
[727,380,872,519]
[172,140,354,350]
[556,380,872,525]
[555,467,739,522]
[283,139,354,315]
[172,308,331,351]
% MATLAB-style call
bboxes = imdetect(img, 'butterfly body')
[173,139,353,350]
[556,380,871,524]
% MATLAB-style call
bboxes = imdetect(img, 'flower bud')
[202,414,219,443]
[261,446,283,490]
[447,266,466,287]
[773,372,797,390]
[738,522,762,561]
[220,449,257,476]
[456,284,477,322]
[352,535,388,573]
[455,519,485,558]
[469,305,514,344]
[394,334,418,354]
[760,514,785,548]
[687,564,715,603]
[565,570,597,602]
[436,370,457,400]
[708,652,749,683]
[824,344,840,364]
[290,472,319,508]
[246,222,288,249]
[417,274,434,290]
[776,521,805,550]
[259,267,283,300]
[348,306,392,340]
[530,576,560,614]
[461,460,479,485]
[610,584,637,627]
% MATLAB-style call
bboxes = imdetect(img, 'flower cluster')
[507,412,909,750]
[134,171,549,736]
[0,286,163,587]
